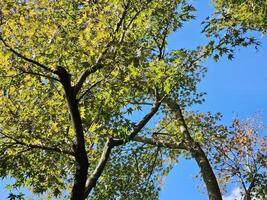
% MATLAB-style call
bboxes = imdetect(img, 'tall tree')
[209,116,267,200]
[0,1,259,200]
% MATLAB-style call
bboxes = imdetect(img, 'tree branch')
[132,135,186,150]
[128,94,167,140]
[165,98,223,200]
[78,79,103,102]
[164,98,193,141]
[1,133,74,156]
[18,67,59,81]
[84,138,113,198]
[74,63,104,95]
[0,36,54,73]
[112,94,167,147]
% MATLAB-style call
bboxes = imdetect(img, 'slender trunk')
[165,98,222,200]
[56,67,89,200]
[191,143,222,200]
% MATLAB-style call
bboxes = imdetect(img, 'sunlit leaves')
[89,142,165,200]
[0,0,234,198]
[213,0,267,34]
[208,115,267,199]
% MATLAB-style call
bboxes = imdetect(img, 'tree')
[212,0,267,34]
[0,1,260,200]
[209,115,267,200]
[202,0,265,62]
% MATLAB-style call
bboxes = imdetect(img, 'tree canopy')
[0,1,266,200]
[213,0,267,34]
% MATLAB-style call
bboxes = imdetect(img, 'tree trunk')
[165,98,222,200]
[56,67,89,200]
[244,194,252,200]
[244,177,256,200]
[66,88,89,200]
[191,143,222,200]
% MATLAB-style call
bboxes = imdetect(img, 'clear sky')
[1,0,267,199]
[159,37,267,200]
[160,1,267,200]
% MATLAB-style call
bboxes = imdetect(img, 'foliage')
[90,143,166,200]
[8,192,25,200]
[0,0,265,199]
[208,115,267,200]
[0,0,207,198]
[202,0,265,62]
[212,0,267,34]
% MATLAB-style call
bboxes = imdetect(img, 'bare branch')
[128,101,153,106]
[112,94,168,147]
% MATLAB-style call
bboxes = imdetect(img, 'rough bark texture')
[56,67,89,200]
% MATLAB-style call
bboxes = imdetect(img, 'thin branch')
[84,138,113,198]
[132,135,186,150]
[74,63,104,95]
[1,133,74,156]
[128,101,153,106]
[112,94,168,147]
[78,79,103,102]
[128,94,167,140]
[18,67,59,81]
[0,36,54,73]
[21,142,74,156]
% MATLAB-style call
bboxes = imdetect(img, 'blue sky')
[159,39,267,200]
[1,0,267,199]
[160,1,267,199]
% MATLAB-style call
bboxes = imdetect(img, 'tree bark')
[190,143,222,200]
[244,175,256,200]
[56,67,89,200]
[165,98,222,200]
[84,139,113,198]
